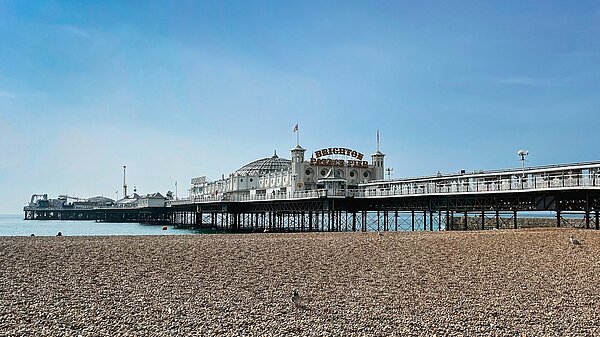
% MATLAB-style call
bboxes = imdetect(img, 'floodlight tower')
[518,150,529,179]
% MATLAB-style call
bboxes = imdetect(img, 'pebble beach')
[1,228,599,336]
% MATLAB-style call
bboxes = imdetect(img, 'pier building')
[189,144,385,201]
[23,134,600,233]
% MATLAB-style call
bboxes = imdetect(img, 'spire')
[372,130,384,156]
[273,150,278,158]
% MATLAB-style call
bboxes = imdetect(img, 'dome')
[235,151,291,176]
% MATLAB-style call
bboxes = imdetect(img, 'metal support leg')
[481,211,485,230]
[586,195,590,229]
[429,211,433,231]
[586,211,590,229]
[556,195,561,228]
[495,210,500,229]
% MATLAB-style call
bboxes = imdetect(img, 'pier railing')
[171,168,600,205]
[361,172,599,198]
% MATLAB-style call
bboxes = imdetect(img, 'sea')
[0,212,579,236]
[0,214,203,237]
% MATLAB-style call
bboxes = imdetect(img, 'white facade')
[190,144,384,201]
[116,192,167,208]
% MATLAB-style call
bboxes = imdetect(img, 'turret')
[290,144,306,191]
[371,130,385,180]
[371,150,385,180]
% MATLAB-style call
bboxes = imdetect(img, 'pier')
[24,160,600,232]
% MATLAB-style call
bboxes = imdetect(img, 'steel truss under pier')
[23,190,600,232]
[24,207,171,224]
[164,189,600,232]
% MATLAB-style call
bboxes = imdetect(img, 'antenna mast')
[123,165,127,198]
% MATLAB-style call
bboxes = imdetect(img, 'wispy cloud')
[491,77,568,87]
[0,90,17,98]
[62,25,91,38]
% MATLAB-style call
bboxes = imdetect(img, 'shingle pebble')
[0,228,598,336]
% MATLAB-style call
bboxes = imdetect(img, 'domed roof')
[235,151,291,176]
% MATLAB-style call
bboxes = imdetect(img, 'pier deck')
[24,161,600,232]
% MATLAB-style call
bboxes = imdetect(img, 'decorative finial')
[273,150,278,158]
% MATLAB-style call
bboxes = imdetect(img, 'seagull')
[569,235,582,245]
[291,289,301,307]
[378,231,383,239]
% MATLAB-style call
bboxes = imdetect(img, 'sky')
[1,1,599,213]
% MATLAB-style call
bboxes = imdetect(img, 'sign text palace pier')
[24,142,600,232]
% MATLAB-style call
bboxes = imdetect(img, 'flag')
[293,123,298,132]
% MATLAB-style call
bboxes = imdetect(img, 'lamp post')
[518,150,529,189]
[386,167,393,180]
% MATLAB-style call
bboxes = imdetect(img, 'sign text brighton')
[311,147,368,168]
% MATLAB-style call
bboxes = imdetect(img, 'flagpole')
[297,126,300,146]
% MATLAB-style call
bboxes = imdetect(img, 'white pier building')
[189,144,385,201]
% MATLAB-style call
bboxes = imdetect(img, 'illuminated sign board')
[310,147,369,168]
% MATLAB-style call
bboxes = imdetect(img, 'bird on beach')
[377,231,383,239]
[569,235,582,246]
[291,289,301,307]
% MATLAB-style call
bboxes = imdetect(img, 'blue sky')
[1,1,599,212]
